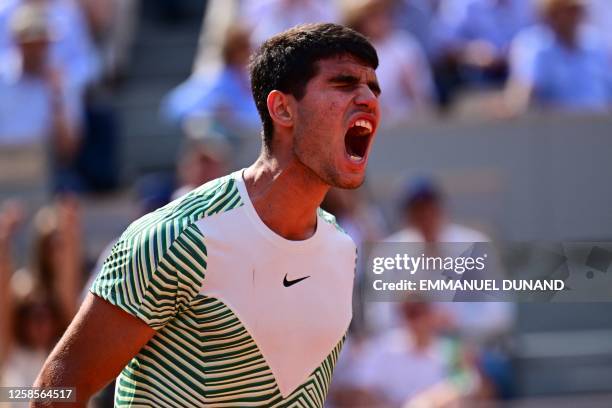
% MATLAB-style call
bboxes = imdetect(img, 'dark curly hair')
[249,23,378,149]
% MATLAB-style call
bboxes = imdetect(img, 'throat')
[244,162,327,241]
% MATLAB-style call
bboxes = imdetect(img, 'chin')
[331,172,366,190]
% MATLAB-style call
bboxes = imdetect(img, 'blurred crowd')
[1,0,612,191]
[0,0,138,194]
[1,0,611,407]
[166,0,612,139]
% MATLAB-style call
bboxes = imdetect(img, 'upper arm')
[34,220,207,404]
[89,220,205,329]
[33,293,157,404]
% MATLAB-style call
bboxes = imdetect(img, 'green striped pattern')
[117,296,344,407]
[91,175,345,407]
[317,208,345,234]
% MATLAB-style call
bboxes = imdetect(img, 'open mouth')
[345,119,374,162]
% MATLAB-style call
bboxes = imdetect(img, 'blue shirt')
[395,0,457,60]
[162,66,260,131]
[0,0,100,91]
[0,65,82,145]
[531,29,612,111]
[452,0,534,56]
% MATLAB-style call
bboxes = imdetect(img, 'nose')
[354,85,379,113]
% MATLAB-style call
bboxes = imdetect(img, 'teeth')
[353,119,373,132]
[348,154,363,162]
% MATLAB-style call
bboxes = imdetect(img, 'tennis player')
[34,23,380,407]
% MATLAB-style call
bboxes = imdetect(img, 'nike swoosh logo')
[283,274,310,287]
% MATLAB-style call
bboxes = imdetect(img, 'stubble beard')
[292,142,365,190]
[292,114,366,190]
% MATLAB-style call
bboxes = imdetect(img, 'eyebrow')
[328,74,381,96]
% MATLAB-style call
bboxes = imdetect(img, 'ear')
[266,90,294,129]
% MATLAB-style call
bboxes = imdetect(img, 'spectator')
[352,301,479,407]
[587,0,612,55]
[368,178,513,337]
[394,0,456,61]
[30,196,82,319]
[241,0,339,46]
[388,178,489,243]
[0,3,84,192]
[0,0,101,91]
[0,198,81,389]
[397,0,533,108]
[345,0,434,124]
[78,0,139,84]
[172,135,231,200]
[0,202,23,378]
[392,0,462,109]
[450,0,534,85]
[322,188,387,247]
[375,178,515,400]
[1,291,65,389]
[506,0,612,113]
[162,24,260,137]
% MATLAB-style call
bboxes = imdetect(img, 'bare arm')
[503,79,534,117]
[32,293,156,407]
[47,71,81,162]
[0,201,23,368]
[0,214,13,370]
[52,197,83,320]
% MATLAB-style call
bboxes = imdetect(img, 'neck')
[555,27,579,50]
[243,149,329,241]
[22,64,43,76]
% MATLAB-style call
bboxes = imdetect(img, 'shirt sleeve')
[90,221,207,329]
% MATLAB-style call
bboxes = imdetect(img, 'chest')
[194,214,355,397]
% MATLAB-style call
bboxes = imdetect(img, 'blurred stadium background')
[1,0,612,407]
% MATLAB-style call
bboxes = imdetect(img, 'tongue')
[345,126,369,158]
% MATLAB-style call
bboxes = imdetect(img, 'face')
[358,8,392,41]
[291,56,381,189]
[225,34,251,67]
[18,38,49,72]
[23,303,56,349]
[549,2,585,38]
[180,149,226,187]
[409,199,443,241]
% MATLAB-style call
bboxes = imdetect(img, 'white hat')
[9,3,54,43]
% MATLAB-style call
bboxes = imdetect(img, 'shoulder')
[119,174,243,256]
[92,175,243,313]
[317,208,356,250]
[444,223,490,242]
[385,228,423,242]
[578,25,609,55]
[318,208,350,237]
[512,25,552,52]
[384,32,425,58]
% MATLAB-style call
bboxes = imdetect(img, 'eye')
[336,83,358,92]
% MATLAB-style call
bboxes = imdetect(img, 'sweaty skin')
[32,55,380,407]
[245,56,380,241]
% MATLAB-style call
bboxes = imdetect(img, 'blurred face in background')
[222,26,252,69]
[346,1,392,42]
[25,304,56,349]
[408,197,444,242]
[545,0,586,44]
[10,3,53,75]
[400,302,443,345]
[179,147,227,189]
[15,298,60,351]
[16,36,50,75]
